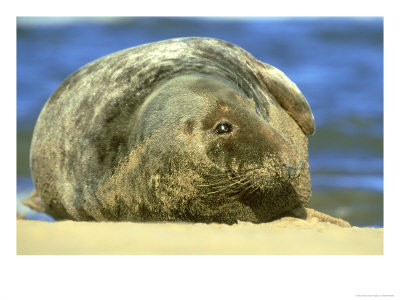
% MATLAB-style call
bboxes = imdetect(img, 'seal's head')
[103,75,310,224]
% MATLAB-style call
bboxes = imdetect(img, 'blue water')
[16,17,383,226]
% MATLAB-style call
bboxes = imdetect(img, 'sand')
[17,217,383,255]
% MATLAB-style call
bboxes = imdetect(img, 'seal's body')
[30,37,315,224]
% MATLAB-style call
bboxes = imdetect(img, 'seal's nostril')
[283,164,297,178]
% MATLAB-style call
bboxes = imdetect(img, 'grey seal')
[28,37,317,224]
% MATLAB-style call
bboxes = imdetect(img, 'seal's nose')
[282,163,301,178]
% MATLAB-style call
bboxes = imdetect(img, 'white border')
[4,1,400,299]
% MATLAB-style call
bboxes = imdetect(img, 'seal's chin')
[233,178,304,223]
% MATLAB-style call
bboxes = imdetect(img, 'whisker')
[197,175,242,188]
[198,170,249,187]
[235,182,256,196]
[197,165,273,197]
[204,172,228,177]
[205,177,249,195]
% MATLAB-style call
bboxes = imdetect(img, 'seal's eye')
[215,121,233,134]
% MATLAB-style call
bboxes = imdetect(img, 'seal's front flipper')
[291,207,351,227]
[22,190,46,213]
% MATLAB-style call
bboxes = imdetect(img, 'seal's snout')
[271,136,303,180]
[262,126,302,180]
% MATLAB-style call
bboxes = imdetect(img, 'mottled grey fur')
[29,37,315,223]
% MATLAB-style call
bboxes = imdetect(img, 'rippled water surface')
[17,17,383,226]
